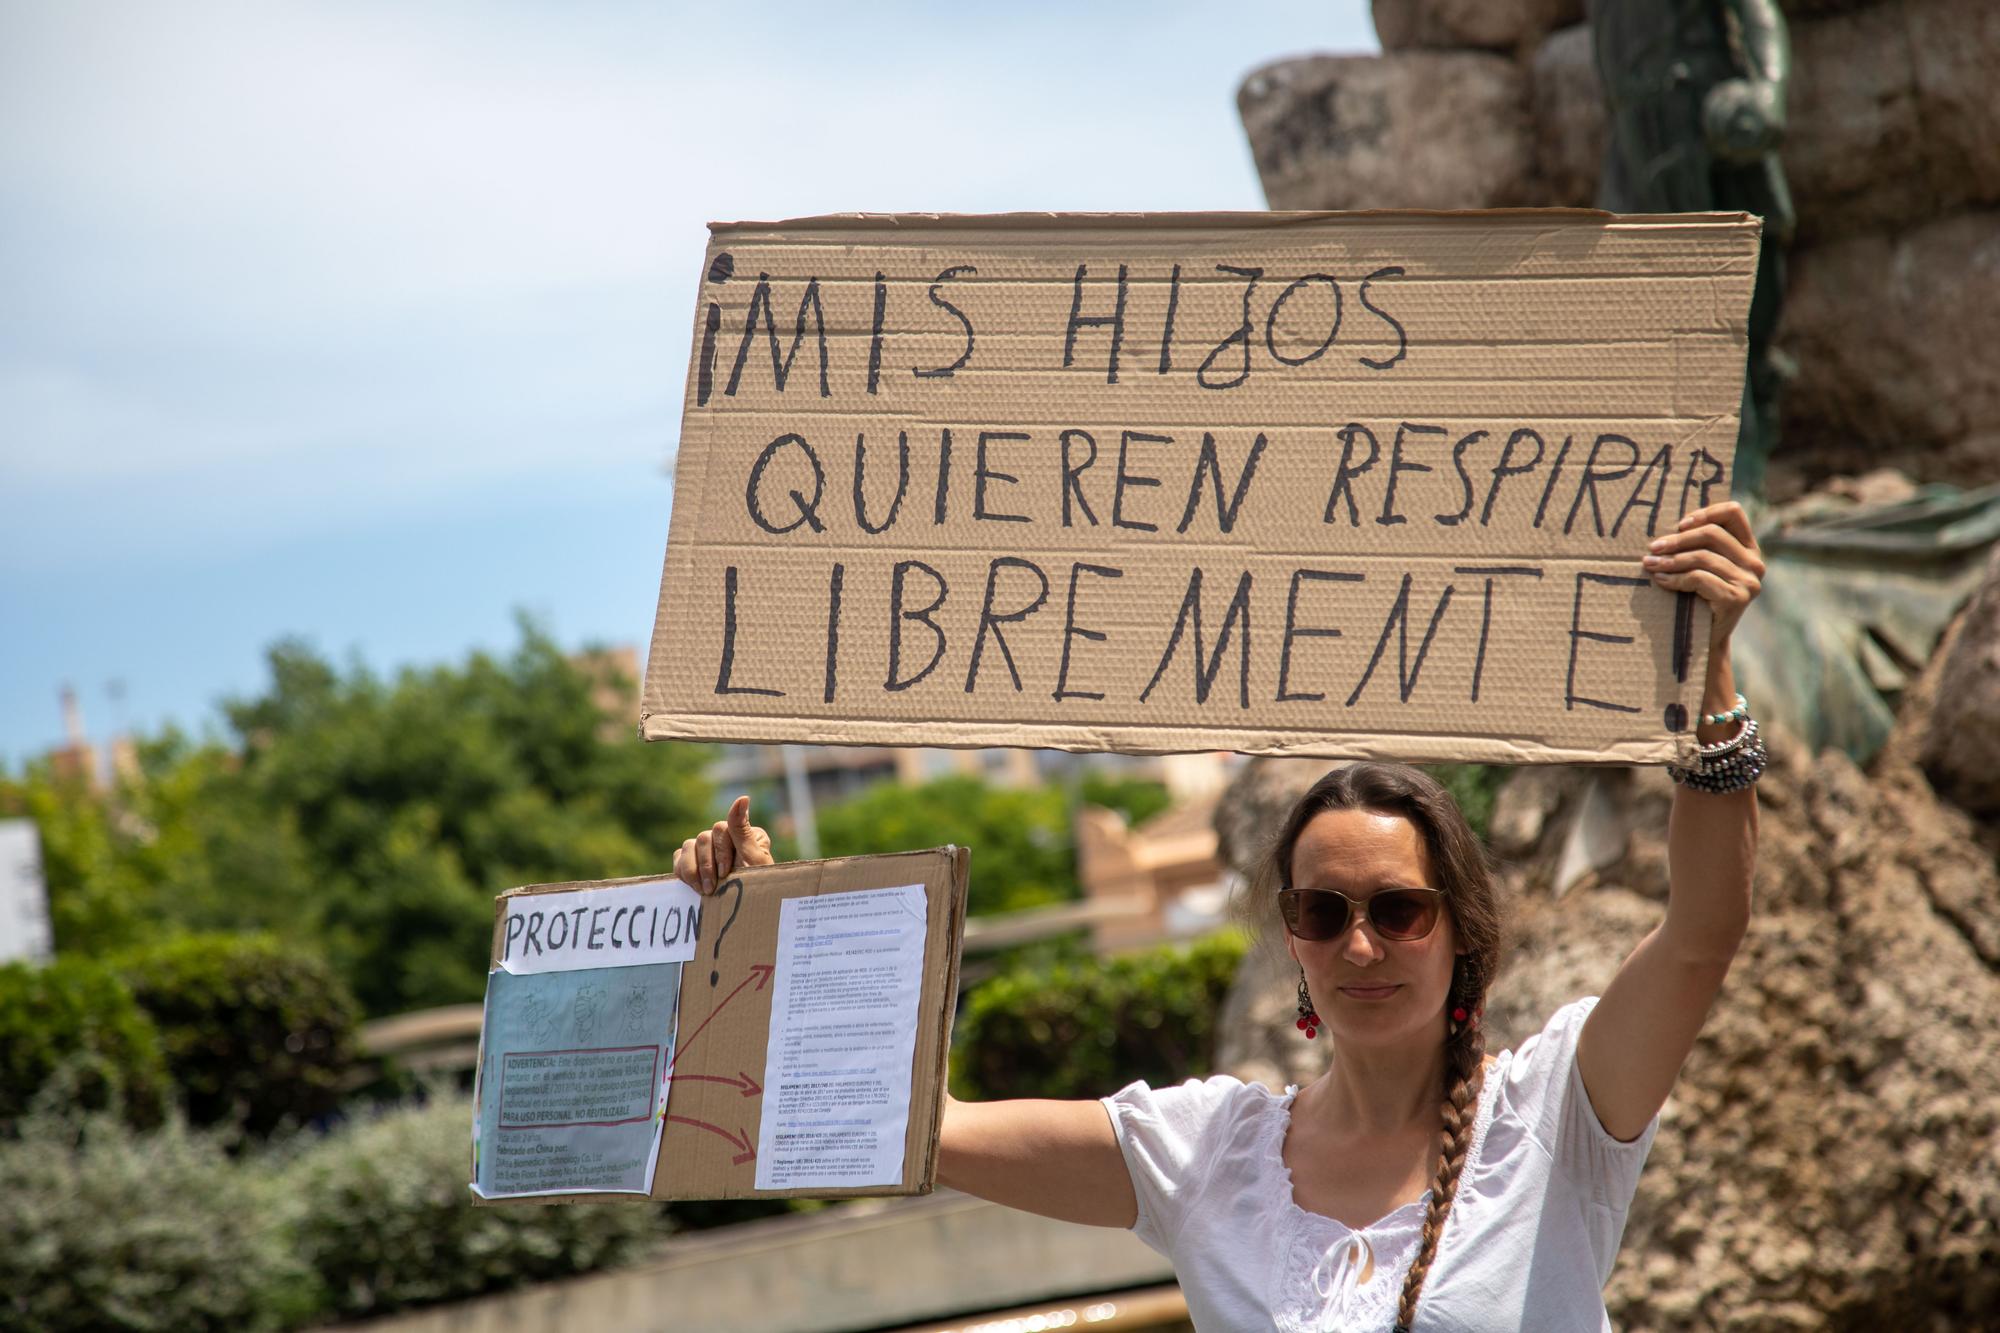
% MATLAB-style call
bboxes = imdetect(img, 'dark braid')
[1392,965,1490,1332]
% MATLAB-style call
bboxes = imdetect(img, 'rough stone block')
[1238,52,1534,211]
[1528,23,1604,207]
[1906,0,2000,214]
[1780,211,2000,476]
[1371,0,1584,52]
[1787,0,2000,242]
[1922,551,2000,818]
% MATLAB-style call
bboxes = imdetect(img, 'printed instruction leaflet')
[755,884,929,1191]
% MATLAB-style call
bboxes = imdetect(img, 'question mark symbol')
[709,876,743,987]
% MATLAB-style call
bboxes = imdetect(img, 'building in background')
[0,820,53,964]
[1075,788,1236,955]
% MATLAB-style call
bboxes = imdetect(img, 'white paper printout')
[470,961,682,1198]
[498,878,705,975]
[754,884,928,1190]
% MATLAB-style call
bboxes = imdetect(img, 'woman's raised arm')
[1578,500,1764,1141]
[676,797,1137,1227]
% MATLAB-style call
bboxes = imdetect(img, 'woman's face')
[1285,808,1460,1051]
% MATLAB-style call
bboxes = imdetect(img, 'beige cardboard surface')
[476,849,969,1205]
[643,211,1761,765]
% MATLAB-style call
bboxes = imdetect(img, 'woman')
[676,501,1766,1331]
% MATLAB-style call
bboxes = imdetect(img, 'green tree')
[211,628,712,1014]
[810,775,1078,917]
[1,766,158,956]
[3,623,713,1018]
[806,772,1171,918]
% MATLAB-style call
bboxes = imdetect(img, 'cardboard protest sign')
[472,847,968,1204]
[642,211,1761,765]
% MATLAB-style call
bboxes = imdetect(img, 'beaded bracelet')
[1669,716,1766,793]
[1701,692,1749,728]
[1668,735,1767,793]
[1694,715,1758,762]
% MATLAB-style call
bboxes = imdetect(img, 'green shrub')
[812,775,1081,916]
[0,1111,314,1333]
[0,959,169,1130]
[286,1095,664,1320]
[117,934,360,1138]
[952,931,1248,1102]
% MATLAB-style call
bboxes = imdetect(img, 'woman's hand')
[675,795,774,896]
[1641,500,1766,651]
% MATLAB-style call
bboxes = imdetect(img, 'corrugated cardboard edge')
[638,717,1694,767]
[473,851,970,1207]
[708,208,1756,233]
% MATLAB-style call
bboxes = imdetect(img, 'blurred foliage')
[807,772,1171,917]
[1076,771,1173,827]
[1422,763,1506,840]
[117,934,360,1138]
[0,621,713,1016]
[286,1095,663,1321]
[0,1094,664,1332]
[952,931,1247,1102]
[812,775,1075,916]
[0,936,361,1141]
[0,1111,313,1333]
[0,958,169,1131]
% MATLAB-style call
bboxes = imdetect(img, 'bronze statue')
[1593,0,1793,498]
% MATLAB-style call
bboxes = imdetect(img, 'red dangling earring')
[1296,971,1321,1040]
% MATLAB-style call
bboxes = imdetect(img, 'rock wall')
[1238,0,2000,498]
[1919,549,2000,823]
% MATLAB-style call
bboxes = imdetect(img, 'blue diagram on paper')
[472,961,682,1197]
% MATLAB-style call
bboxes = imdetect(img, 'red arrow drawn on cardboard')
[667,964,774,1074]
[670,1071,762,1097]
[667,1114,756,1165]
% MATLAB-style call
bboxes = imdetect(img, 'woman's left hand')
[1641,500,1766,648]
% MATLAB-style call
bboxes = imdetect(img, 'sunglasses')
[1277,886,1445,943]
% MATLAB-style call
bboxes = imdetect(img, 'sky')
[0,0,1378,764]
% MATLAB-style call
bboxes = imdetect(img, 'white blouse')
[1101,998,1656,1332]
